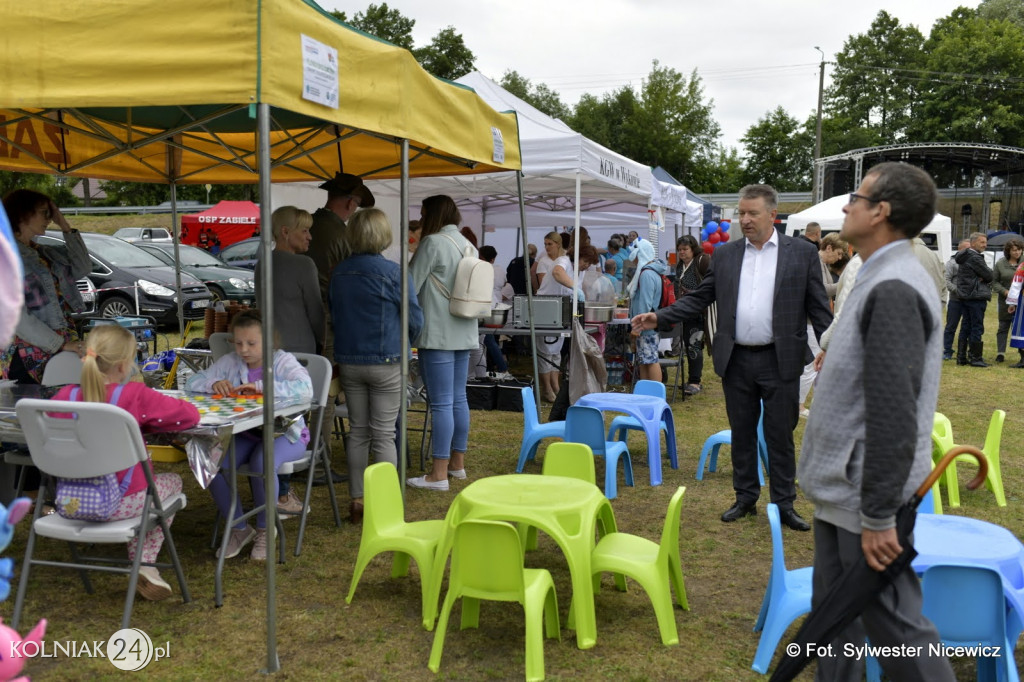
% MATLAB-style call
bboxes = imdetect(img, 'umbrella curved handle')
[915,445,988,499]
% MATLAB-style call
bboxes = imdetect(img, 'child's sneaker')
[277,489,307,518]
[217,524,256,559]
[250,528,268,561]
[136,566,172,601]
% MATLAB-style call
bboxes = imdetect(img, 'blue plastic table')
[912,514,1024,641]
[574,393,677,485]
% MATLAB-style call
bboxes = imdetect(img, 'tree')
[341,3,414,49]
[909,10,1024,145]
[499,70,570,121]
[623,62,721,191]
[701,145,746,193]
[100,182,256,207]
[569,87,638,151]
[414,27,475,80]
[740,107,812,191]
[824,10,925,143]
[0,172,78,206]
[978,0,1024,29]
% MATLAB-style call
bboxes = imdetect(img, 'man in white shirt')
[634,185,832,530]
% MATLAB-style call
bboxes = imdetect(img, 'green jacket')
[409,225,478,351]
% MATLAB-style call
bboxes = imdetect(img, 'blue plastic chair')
[607,380,670,443]
[751,504,813,674]
[921,562,1019,682]
[516,387,566,473]
[697,402,769,485]
[564,406,633,500]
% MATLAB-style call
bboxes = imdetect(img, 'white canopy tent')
[787,194,953,259]
[359,72,702,247]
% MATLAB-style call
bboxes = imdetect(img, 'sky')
[323,0,979,155]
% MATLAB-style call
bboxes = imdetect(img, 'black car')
[216,237,261,270]
[135,242,255,305]
[37,231,212,325]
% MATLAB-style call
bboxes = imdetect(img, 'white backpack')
[430,233,494,319]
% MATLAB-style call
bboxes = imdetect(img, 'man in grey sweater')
[798,163,954,681]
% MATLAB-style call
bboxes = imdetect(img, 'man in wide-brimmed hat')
[307,171,374,485]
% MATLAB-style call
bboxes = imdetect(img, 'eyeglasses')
[848,193,881,205]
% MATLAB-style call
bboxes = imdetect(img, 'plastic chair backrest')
[209,332,233,361]
[363,462,406,535]
[633,380,666,400]
[766,504,789,581]
[15,399,147,479]
[522,386,540,430]
[291,352,330,410]
[983,409,1005,461]
[451,520,525,603]
[921,562,1006,645]
[657,487,686,566]
[541,442,596,484]
[564,406,608,456]
[41,351,83,386]
[932,412,955,453]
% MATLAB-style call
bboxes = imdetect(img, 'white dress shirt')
[734,229,779,345]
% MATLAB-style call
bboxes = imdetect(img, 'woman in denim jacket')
[1,189,91,383]
[330,208,423,520]
[406,195,477,491]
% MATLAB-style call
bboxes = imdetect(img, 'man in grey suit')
[633,184,832,530]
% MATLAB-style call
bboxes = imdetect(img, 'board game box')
[160,390,265,425]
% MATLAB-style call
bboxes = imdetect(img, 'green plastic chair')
[428,520,560,682]
[589,486,689,645]
[932,411,1006,508]
[520,443,599,552]
[346,463,444,621]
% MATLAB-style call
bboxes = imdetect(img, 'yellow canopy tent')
[0,0,519,181]
[0,1,523,673]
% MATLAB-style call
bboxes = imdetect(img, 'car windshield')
[81,234,167,267]
[114,228,142,238]
[223,241,258,259]
[170,245,227,266]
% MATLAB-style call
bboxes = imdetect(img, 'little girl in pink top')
[53,324,199,601]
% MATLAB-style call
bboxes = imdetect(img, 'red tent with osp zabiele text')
[181,200,260,247]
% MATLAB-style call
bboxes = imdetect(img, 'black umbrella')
[769,445,989,682]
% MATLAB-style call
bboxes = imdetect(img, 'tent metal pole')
[169,183,185,340]
[256,102,280,675]
[399,139,410,492]
[517,172,541,413]
[572,172,581,319]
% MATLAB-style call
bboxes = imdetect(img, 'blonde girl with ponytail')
[52,324,200,601]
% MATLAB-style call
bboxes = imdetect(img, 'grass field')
[5,217,1022,680]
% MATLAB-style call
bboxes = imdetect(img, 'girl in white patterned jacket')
[187,310,313,561]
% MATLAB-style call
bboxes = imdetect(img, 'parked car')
[37,231,212,326]
[135,242,255,304]
[216,237,261,270]
[112,227,174,243]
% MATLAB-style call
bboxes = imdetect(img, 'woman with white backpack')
[407,195,479,491]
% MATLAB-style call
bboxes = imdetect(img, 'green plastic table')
[424,474,617,649]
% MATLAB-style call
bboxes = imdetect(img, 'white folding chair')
[208,332,234,361]
[286,353,342,555]
[6,352,85,498]
[41,350,83,386]
[12,399,190,630]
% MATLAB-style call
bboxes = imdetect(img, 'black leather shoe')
[721,501,757,522]
[779,508,811,531]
